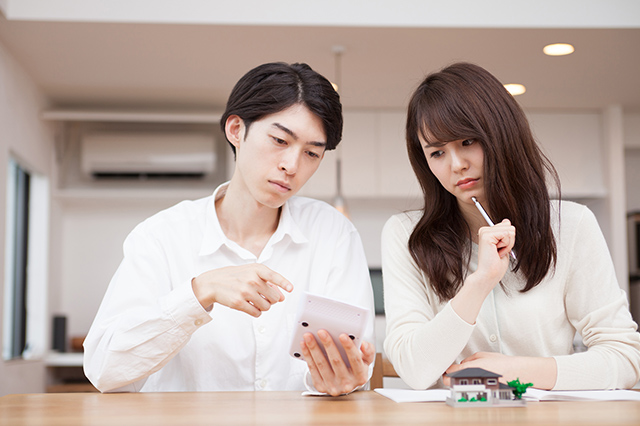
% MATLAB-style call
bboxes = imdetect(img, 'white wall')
[624,112,640,322]
[625,112,640,149]
[3,0,640,28]
[627,148,640,212]
[0,0,8,16]
[0,40,53,396]
[52,107,630,340]
[0,61,628,395]
[54,198,186,337]
[3,102,633,395]
[528,111,606,198]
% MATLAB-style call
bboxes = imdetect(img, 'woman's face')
[421,138,485,205]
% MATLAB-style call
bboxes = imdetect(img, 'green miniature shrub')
[507,378,533,400]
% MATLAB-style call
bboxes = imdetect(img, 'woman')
[382,62,640,390]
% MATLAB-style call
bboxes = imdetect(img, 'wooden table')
[2,390,640,425]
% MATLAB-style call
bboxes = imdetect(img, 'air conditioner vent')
[91,172,207,180]
[81,131,216,179]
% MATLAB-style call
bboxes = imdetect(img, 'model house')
[446,368,526,407]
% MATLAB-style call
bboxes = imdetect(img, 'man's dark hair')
[220,62,343,154]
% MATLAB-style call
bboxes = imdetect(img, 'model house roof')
[446,368,502,379]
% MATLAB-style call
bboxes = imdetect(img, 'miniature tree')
[507,378,533,399]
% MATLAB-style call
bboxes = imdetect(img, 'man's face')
[231,104,327,209]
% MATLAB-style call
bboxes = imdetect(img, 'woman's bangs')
[419,107,467,147]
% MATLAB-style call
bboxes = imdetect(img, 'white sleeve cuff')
[159,279,212,334]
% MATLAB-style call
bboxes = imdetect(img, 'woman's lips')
[457,178,479,189]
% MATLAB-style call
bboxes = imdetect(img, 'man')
[83,62,376,396]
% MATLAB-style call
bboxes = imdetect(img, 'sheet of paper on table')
[374,388,449,403]
[524,388,640,402]
[374,388,640,403]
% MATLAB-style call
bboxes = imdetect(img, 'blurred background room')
[1,0,639,394]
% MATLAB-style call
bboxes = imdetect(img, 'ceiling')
[0,17,639,112]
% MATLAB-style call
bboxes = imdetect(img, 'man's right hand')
[191,264,293,317]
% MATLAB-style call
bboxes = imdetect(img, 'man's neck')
[215,183,281,257]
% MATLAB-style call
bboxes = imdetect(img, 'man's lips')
[270,180,291,191]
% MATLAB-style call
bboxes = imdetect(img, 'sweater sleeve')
[553,206,640,390]
[381,214,474,389]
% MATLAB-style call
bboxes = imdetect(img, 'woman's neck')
[458,200,488,244]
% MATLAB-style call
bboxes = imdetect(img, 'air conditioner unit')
[80,131,216,178]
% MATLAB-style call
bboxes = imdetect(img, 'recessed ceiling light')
[543,43,575,56]
[504,84,526,96]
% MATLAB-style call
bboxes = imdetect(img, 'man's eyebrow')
[272,123,297,139]
[308,141,327,148]
[272,123,326,147]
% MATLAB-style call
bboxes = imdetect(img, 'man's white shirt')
[83,183,375,392]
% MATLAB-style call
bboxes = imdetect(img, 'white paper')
[374,388,449,403]
[524,388,640,402]
[375,387,640,403]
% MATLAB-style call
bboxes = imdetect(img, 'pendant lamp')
[331,45,349,218]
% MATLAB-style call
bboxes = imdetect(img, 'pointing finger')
[255,264,293,293]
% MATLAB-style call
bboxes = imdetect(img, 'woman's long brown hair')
[406,62,560,302]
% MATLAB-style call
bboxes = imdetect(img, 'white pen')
[471,196,517,261]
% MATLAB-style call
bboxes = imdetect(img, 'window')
[472,379,482,385]
[369,268,384,315]
[459,379,468,385]
[487,379,497,385]
[3,158,49,361]
[3,159,29,359]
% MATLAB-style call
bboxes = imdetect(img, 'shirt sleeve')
[83,226,212,392]
[303,221,377,394]
[381,214,475,389]
[553,206,640,390]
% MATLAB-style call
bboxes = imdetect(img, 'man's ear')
[224,115,244,149]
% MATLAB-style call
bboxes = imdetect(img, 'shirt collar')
[198,183,228,256]
[198,182,308,257]
[273,197,308,246]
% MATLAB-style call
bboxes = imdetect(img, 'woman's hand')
[451,219,515,325]
[299,330,375,396]
[444,352,557,390]
[475,218,516,286]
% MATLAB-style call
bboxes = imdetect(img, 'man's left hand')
[300,330,375,396]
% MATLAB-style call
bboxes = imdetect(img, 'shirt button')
[194,319,203,326]
[261,379,268,389]
[489,334,498,342]
[258,326,266,334]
